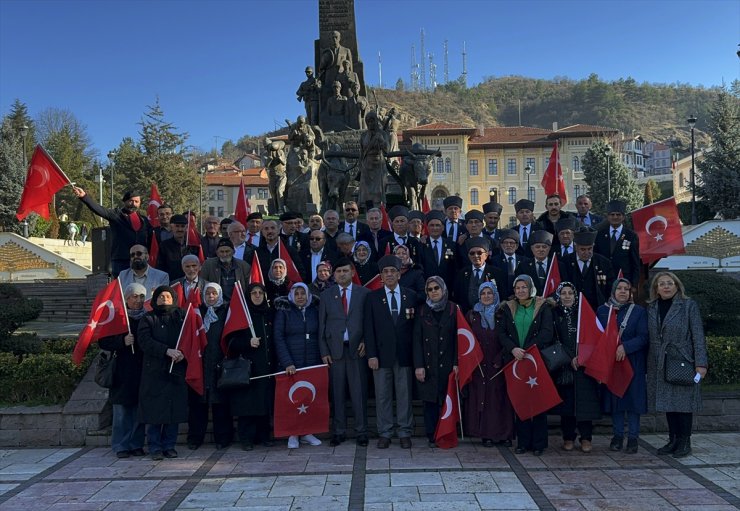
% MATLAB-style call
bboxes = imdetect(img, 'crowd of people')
[73,185,708,460]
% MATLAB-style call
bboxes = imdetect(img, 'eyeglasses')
[468,251,485,256]
[345,208,358,212]
[129,251,145,257]
[426,285,441,292]
[309,237,324,241]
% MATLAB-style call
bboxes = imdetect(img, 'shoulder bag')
[664,345,695,386]
[216,339,252,391]
[94,350,117,389]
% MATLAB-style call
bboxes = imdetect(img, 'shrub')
[42,338,77,355]
[671,271,740,336]
[0,284,43,339]
[705,336,740,386]
[0,333,43,356]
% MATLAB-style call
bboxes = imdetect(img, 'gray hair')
[124,283,146,298]
[181,254,200,267]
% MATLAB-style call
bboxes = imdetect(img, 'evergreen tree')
[6,99,36,163]
[643,178,661,205]
[581,140,642,214]
[696,88,740,219]
[0,119,27,233]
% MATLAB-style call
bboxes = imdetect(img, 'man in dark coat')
[357,207,391,261]
[518,230,557,296]
[339,200,370,239]
[153,204,174,244]
[157,215,201,281]
[455,210,494,262]
[535,194,573,255]
[594,199,641,288]
[279,212,308,252]
[200,239,251,301]
[562,229,614,310]
[364,255,417,449]
[248,219,304,283]
[301,229,338,283]
[201,216,222,259]
[452,237,507,312]
[482,200,504,255]
[73,186,152,276]
[378,205,422,263]
[170,255,209,303]
[442,195,467,243]
[419,210,458,283]
[555,216,579,262]
[490,229,531,298]
[513,199,543,258]
[575,194,604,228]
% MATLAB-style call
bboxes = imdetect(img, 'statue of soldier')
[324,81,349,132]
[296,66,321,126]
[347,81,368,129]
[359,111,390,207]
[264,138,287,214]
[319,31,353,126]
[287,115,319,160]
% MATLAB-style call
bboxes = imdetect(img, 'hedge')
[670,271,740,336]
[0,284,43,339]
[705,337,740,386]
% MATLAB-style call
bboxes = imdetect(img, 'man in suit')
[170,255,209,303]
[227,221,255,262]
[518,230,557,296]
[455,210,493,262]
[153,204,174,244]
[406,210,425,241]
[452,238,507,313]
[318,258,370,447]
[322,209,341,252]
[575,194,604,228]
[157,214,202,281]
[536,194,574,255]
[482,200,504,255]
[419,210,458,283]
[562,229,614,310]
[491,229,531,298]
[594,199,641,288]
[245,212,263,248]
[200,216,221,259]
[248,219,303,283]
[513,199,543,258]
[378,206,422,263]
[358,207,391,261]
[201,239,251,301]
[443,195,467,243]
[339,201,370,240]
[364,255,417,449]
[555,217,579,262]
[279,212,308,252]
[118,244,169,300]
[301,229,337,283]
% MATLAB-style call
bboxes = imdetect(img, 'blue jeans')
[111,404,145,453]
[146,424,179,453]
[612,412,641,439]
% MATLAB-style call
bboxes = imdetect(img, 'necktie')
[475,268,481,282]
[349,224,354,238]
[522,227,528,244]
[341,287,348,314]
[579,215,587,224]
[582,260,589,274]
[508,256,515,276]
[433,240,440,264]
[448,223,454,239]
[390,290,399,322]
[399,237,406,245]
[247,233,253,245]
[537,261,546,279]
[128,213,142,232]
[610,229,618,252]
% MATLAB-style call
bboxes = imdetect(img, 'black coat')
[354,259,379,285]
[497,297,554,364]
[157,238,201,281]
[357,228,392,261]
[273,297,321,370]
[227,306,275,417]
[594,226,641,287]
[491,253,532,298]
[196,304,228,404]
[99,316,144,406]
[452,264,507,314]
[514,222,544,258]
[80,195,151,262]
[300,248,337,284]
[413,302,458,404]
[137,308,188,424]
[364,286,417,367]
[378,234,422,264]
[561,252,614,310]
[419,237,459,283]
[517,256,557,297]
[399,265,426,304]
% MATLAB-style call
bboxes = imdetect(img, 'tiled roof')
[403,122,478,135]
[205,167,268,186]
[469,126,553,146]
[552,124,620,136]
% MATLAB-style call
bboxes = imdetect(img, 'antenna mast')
[420,28,426,90]
[443,39,449,84]
[462,41,468,87]
[378,51,383,89]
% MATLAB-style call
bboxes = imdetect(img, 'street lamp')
[604,145,612,203]
[198,166,206,232]
[20,125,29,237]
[524,164,533,202]
[687,115,697,225]
[107,151,116,208]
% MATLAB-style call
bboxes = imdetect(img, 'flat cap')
[388,205,409,220]
[555,216,579,232]
[170,214,188,225]
[574,228,597,246]
[217,238,234,250]
[499,228,520,244]
[606,199,627,214]
[483,202,503,214]
[425,210,446,224]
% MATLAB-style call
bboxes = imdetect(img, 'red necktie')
[341,287,348,314]
[248,233,254,245]
[129,213,142,232]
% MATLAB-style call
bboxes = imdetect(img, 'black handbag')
[664,348,695,386]
[541,342,571,373]
[94,350,116,389]
[216,355,252,391]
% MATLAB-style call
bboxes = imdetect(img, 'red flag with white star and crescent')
[147,183,162,227]
[542,257,562,297]
[434,371,460,449]
[72,279,129,365]
[178,304,209,395]
[540,142,568,206]
[504,345,562,421]
[631,197,685,264]
[16,145,72,221]
[456,306,483,388]
[274,365,330,438]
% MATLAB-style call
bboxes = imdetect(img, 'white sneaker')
[288,436,300,449]
[300,434,322,446]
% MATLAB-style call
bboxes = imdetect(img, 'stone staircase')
[13,276,108,324]
[29,237,92,270]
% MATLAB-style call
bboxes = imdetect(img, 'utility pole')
[420,28,426,90]
[461,41,468,88]
[443,39,449,84]
[378,51,383,89]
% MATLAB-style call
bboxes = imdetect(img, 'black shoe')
[187,442,201,451]
[500,439,512,447]
[400,437,412,449]
[163,449,178,458]
[130,448,146,457]
[428,440,437,448]
[116,450,130,459]
[625,438,638,454]
[672,437,691,458]
[515,447,527,454]
[482,439,495,448]
[609,436,623,452]
[261,440,275,448]
[330,435,346,447]
[241,442,254,451]
[151,451,163,461]
[356,435,369,447]
[215,442,231,450]
[532,449,544,456]
[657,436,678,455]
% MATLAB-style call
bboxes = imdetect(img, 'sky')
[1,0,738,159]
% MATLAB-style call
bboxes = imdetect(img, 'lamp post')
[524,164,533,202]
[20,125,29,237]
[107,151,116,208]
[198,166,206,232]
[605,145,612,203]
[687,115,697,225]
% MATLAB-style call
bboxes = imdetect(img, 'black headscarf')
[247,282,271,314]
[151,285,179,315]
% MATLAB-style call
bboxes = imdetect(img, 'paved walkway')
[0,433,738,510]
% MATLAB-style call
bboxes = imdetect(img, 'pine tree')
[0,118,27,233]
[581,140,642,214]
[643,178,661,205]
[696,88,740,219]
[6,99,36,163]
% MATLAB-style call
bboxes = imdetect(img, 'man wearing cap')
[246,212,263,248]
[154,204,174,244]
[420,210,458,283]
[518,230,558,296]
[595,199,640,287]
[318,258,370,447]
[378,206,421,262]
[201,239,251,301]
[219,218,233,238]
[171,255,209,303]
[562,228,614,309]
[339,201,370,239]
[358,207,391,261]
[201,216,222,259]
[301,229,337,283]
[555,217,579,261]
[364,255,417,449]
[118,245,169,300]
[248,219,304,283]
[406,211,425,240]
[575,194,604,227]
[157,215,202,281]
[514,199,543,259]
[491,229,531,296]
[443,196,467,243]
[456,210,492,262]
[482,201,504,253]
[72,186,152,277]
[279,212,308,252]
[453,237,507,313]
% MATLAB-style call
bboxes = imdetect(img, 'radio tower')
[461,41,468,88]
[410,44,419,91]
[429,53,437,90]
[443,39,449,84]
[378,51,383,89]
[420,28,427,90]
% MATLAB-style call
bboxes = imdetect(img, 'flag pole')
[236,281,257,338]
[455,377,464,440]
[116,277,134,353]
[170,303,192,373]
[249,363,329,381]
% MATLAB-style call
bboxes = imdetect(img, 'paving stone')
[232,495,294,508]
[393,502,482,511]
[538,483,602,499]
[419,491,478,502]
[578,497,674,510]
[365,473,390,488]
[390,471,443,486]
[475,491,538,509]
[364,486,420,503]
[219,475,276,494]
[550,500,588,511]
[657,488,732,506]
[442,471,499,493]
[268,475,327,497]
[87,480,160,502]
[290,495,348,510]
[177,490,243,508]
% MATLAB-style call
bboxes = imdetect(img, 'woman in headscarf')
[228,283,276,450]
[549,282,601,453]
[265,258,291,303]
[99,283,147,458]
[186,283,233,451]
[137,285,187,461]
[353,241,378,285]
[309,260,335,296]
[498,274,554,456]
[274,282,322,449]
[463,281,515,447]
[394,244,425,301]
[597,278,648,454]
[413,276,458,447]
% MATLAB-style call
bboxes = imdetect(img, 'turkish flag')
[186,212,205,263]
[351,267,362,286]
[147,183,162,228]
[16,145,71,220]
[274,365,330,438]
[504,345,562,421]
[379,203,392,232]
[249,253,264,285]
[220,281,251,354]
[177,304,208,395]
[456,306,483,387]
[72,279,129,364]
[421,196,431,236]
[149,232,159,268]
[576,293,603,366]
[584,306,618,383]
[364,274,383,290]
[540,143,568,206]
[278,239,303,283]
[632,197,685,264]
[184,282,202,309]
[170,282,187,308]
[434,371,459,449]
[234,178,251,226]
[542,258,562,297]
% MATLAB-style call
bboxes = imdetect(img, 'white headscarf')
[202,282,224,332]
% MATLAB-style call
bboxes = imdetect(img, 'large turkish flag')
[147,183,162,228]
[177,305,208,395]
[274,365,330,438]
[504,345,562,421]
[631,197,685,264]
[72,278,129,364]
[16,145,71,220]
[434,371,459,449]
[456,306,483,388]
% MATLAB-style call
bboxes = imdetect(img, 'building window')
[246,188,252,198]
[208,207,215,216]
[216,190,224,201]
[436,157,444,173]
[469,159,479,176]
[488,186,498,202]
[572,156,580,172]
[470,188,479,205]
[508,216,517,228]
[258,188,268,199]
[217,206,224,217]
[508,187,517,204]
[445,157,452,173]
[488,159,498,175]
[525,157,536,175]
[208,190,215,201]
[574,184,581,198]
[679,173,685,188]
[507,159,517,175]
[528,187,536,202]
[544,156,550,169]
